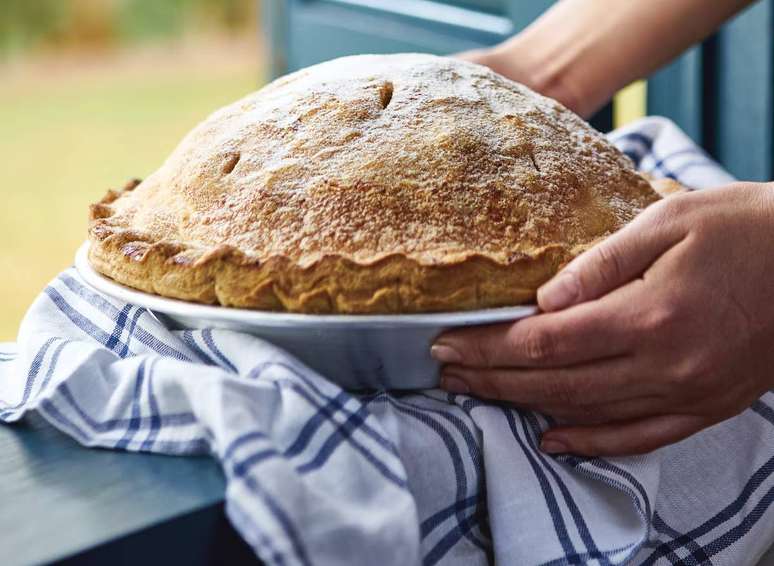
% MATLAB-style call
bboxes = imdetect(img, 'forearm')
[501,0,755,117]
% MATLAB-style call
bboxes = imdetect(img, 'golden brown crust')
[646,176,689,197]
[88,54,661,313]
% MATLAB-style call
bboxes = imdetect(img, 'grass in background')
[0,40,262,340]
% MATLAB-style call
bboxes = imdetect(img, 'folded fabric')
[2,117,772,566]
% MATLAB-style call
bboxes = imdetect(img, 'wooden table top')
[0,414,256,565]
[2,415,772,565]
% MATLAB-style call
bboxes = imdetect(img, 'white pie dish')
[75,242,537,389]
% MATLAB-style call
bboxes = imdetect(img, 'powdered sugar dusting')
[105,53,659,266]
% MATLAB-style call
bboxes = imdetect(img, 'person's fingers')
[522,395,667,425]
[537,198,690,312]
[439,356,655,406]
[540,414,708,457]
[432,297,635,369]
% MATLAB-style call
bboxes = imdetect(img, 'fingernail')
[538,271,578,311]
[431,343,462,364]
[540,438,568,454]
[440,375,470,394]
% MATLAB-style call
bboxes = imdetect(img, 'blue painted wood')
[55,504,256,566]
[647,45,704,144]
[503,0,555,28]
[648,0,773,181]
[7,416,772,565]
[262,0,288,82]
[441,0,505,13]
[0,415,253,565]
[284,0,512,72]
[710,0,773,182]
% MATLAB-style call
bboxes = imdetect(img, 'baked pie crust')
[88,54,661,313]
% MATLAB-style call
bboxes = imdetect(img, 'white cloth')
[1,117,772,566]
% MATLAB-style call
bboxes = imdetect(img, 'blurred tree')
[117,0,192,41]
[220,0,258,31]
[67,0,117,48]
[0,0,68,56]
[0,0,258,58]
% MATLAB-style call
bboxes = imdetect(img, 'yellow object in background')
[614,80,648,127]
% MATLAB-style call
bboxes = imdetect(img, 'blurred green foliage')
[0,0,68,55]
[0,1,261,339]
[0,0,257,58]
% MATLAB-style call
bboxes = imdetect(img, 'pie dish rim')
[76,241,540,328]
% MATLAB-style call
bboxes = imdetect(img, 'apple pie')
[88,54,661,313]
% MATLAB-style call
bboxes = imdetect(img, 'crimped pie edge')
[88,179,589,313]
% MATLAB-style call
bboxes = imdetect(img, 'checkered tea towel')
[1,117,772,566]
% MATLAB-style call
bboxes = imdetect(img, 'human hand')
[456,45,528,85]
[431,183,774,456]
[455,39,583,116]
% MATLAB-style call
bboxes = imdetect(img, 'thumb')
[537,201,686,312]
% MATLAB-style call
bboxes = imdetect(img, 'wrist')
[760,182,774,219]
[489,34,590,117]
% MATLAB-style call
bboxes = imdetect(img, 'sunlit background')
[0,0,265,340]
[0,0,646,341]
